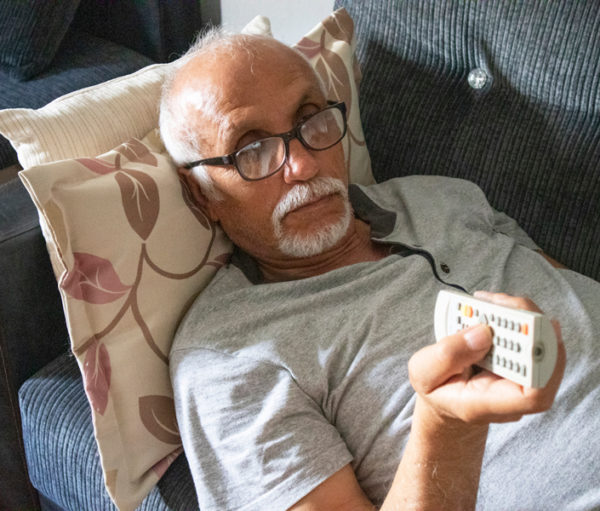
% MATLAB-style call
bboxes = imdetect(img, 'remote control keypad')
[456,300,531,378]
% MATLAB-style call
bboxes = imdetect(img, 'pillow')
[0,62,170,169]
[5,8,371,510]
[0,0,81,80]
[19,129,232,510]
[294,8,373,185]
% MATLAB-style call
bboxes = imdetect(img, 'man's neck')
[257,218,389,282]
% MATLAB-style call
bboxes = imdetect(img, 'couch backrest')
[72,0,205,62]
[336,0,600,281]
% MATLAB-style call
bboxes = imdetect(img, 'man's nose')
[282,139,320,183]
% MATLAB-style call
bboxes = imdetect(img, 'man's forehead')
[176,41,324,146]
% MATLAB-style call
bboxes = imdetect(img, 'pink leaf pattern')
[139,395,180,444]
[61,252,131,304]
[151,447,183,479]
[83,337,111,415]
[115,170,160,240]
[294,37,321,59]
[179,176,210,229]
[77,157,118,175]
[116,139,158,167]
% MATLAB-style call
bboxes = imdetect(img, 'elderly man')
[160,30,600,511]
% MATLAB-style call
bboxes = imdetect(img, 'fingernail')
[464,325,491,350]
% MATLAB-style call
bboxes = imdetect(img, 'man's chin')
[275,210,353,259]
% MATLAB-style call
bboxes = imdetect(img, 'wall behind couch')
[216,0,336,44]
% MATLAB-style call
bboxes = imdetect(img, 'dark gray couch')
[0,1,205,509]
[4,1,600,510]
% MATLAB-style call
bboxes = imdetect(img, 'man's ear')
[177,167,219,222]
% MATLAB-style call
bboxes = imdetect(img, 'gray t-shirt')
[170,176,600,510]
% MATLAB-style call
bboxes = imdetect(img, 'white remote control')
[434,290,557,388]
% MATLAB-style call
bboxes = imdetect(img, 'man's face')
[178,40,351,263]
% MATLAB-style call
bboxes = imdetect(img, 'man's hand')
[292,293,566,511]
[409,291,566,424]
[382,291,566,511]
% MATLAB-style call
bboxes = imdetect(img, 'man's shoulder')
[351,175,490,228]
[171,263,253,353]
[353,175,486,205]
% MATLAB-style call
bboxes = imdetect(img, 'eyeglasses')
[183,101,347,181]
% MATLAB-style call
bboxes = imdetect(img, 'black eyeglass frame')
[182,101,347,181]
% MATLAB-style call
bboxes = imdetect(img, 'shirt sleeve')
[170,346,354,511]
[491,208,540,251]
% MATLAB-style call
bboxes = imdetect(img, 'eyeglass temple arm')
[183,155,234,169]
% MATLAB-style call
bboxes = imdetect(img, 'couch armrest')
[0,177,69,510]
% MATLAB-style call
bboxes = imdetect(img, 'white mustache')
[272,177,348,224]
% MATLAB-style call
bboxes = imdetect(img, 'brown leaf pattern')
[83,337,111,415]
[62,252,131,304]
[139,395,180,445]
[322,8,354,44]
[116,139,158,167]
[115,170,160,240]
[315,36,353,113]
[77,157,118,175]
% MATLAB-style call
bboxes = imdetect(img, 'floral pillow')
[7,8,371,511]
[19,129,232,509]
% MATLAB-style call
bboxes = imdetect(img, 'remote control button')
[521,323,529,335]
[516,343,522,353]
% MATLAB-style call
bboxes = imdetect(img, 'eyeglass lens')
[235,106,345,180]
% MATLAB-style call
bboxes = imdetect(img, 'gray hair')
[159,27,326,200]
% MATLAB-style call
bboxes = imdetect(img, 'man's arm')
[290,292,566,511]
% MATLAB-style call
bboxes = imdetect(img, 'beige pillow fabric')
[1,7,371,511]
[19,130,232,510]
[0,63,170,169]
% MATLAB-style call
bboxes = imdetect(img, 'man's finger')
[409,325,493,394]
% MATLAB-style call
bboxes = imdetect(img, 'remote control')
[434,289,557,388]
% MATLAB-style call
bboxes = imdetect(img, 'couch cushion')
[335,0,600,282]
[19,352,198,510]
[0,0,80,80]
[0,31,154,169]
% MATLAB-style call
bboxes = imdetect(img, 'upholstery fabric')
[0,178,70,511]
[335,0,600,282]
[0,0,81,80]
[19,352,198,510]
[0,31,154,169]
[72,0,203,63]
